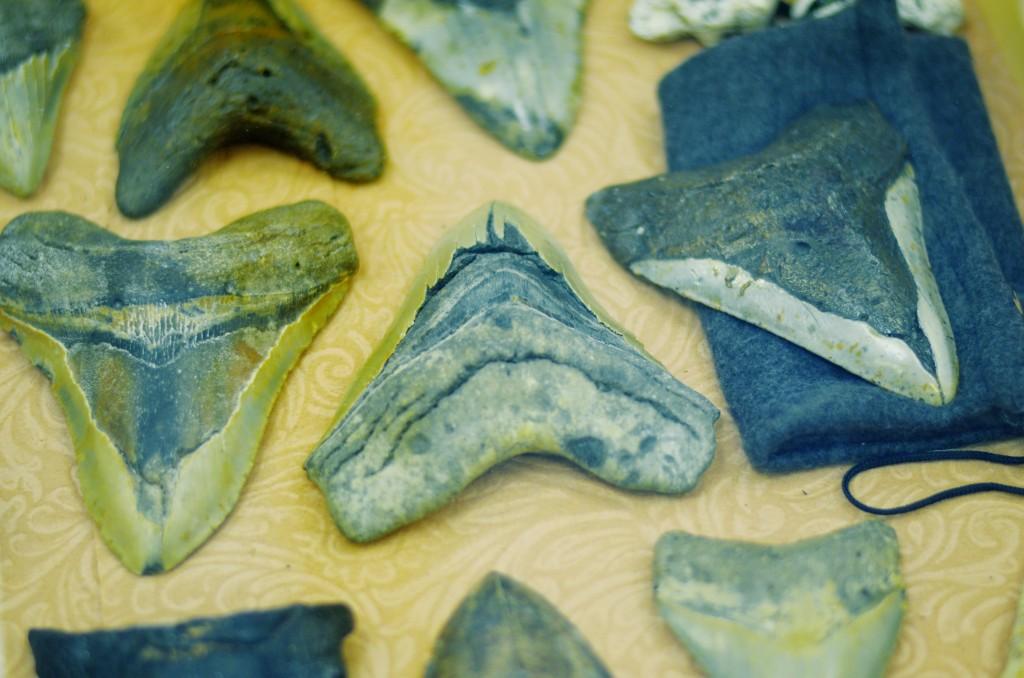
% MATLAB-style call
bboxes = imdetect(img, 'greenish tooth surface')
[425,572,611,678]
[306,202,718,543]
[365,0,587,160]
[0,201,359,574]
[0,0,85,198]
[654,522,906,678]
[116,0,384,218]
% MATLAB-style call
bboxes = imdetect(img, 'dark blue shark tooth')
[362,0,586,160]
[426,572,611,678]
[654,522,906,678]
[305,202,718,543]
[586,103,958,406]
[28,604,353,678]
[0,0,85,197]
[0,201,358,574]
[116,0,384,219]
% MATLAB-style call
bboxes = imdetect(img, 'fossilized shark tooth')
[1003,583,1024,678]
[116,0,384,219]
[587,103,958,406]
[426,572,611,678]
[0,201,358,574]
[629,0,777,46]
[362,0,587,160]
[305,202,718,542]
[654,522,906,678]
[0,0,85,197]
[29,603,354,677]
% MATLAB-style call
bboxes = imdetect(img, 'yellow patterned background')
[2,1,1023,676]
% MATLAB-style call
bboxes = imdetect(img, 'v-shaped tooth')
[426,573,612,678]
[0,0,85,197]
[364,0,587,160]
[654,522,906,678]
[116,0,384,218]
[587,103,959,405]
[0,201,358,574]
[305,202,718,543]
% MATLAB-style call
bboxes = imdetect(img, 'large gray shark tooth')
[29,603,354,677]
[0,201,358,574]
[586,103,958,406]
[0,0,85,197]
[116,0,384,219]
[363,0,587,160]
[426,572,611,678]
[654,522,906,678]
[1003,584,1024,678]
[305,202,718,543]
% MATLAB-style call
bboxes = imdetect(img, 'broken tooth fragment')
[0,201,358,575]
[306,202,718,543]
[586,103,958,406]
[426,572,612,678]
[654,522,906,678]
[0,0,85,198]
[116,0,384,219]
[29,604,354,678]
[629,0,778,46]
[363,0,587,160]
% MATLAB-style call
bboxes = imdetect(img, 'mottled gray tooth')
[305,201,718,542]
[362,0,587,160]
[654,522,906,678]
[425,572,612,678]
[586,103,958,406]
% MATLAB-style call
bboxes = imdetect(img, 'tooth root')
[654,522,906,678]
[426,573,612,678]
[0,0,85,197]
[364,0,587,160]
[305,201,718,543]
[116,0,384,218]
[586,103,959,405]
[29,604,354,675]
[0,201,359,574]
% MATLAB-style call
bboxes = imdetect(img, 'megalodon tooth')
[1003,583,1024,678]
[0,201,359,574]
[587,103,958,406]
[305,202,718,543]
[426,572,611,678]
[116,0,384,218]
[0,0,85,197]
[29,603,354,677]
[362,0,587,160]
[654,522,906,678]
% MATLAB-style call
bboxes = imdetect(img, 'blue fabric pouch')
[658,0,1024,473]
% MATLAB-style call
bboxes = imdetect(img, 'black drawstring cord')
[842,449,1024,515]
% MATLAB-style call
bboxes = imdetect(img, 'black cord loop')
[842,449,1024,515]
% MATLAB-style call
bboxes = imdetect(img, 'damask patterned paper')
[2,1,1023,676]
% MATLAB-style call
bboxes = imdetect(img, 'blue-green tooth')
[0,201,358,574]
[0,0,85,197]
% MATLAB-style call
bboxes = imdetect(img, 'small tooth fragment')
[587,103,958,406]
[654,522,906,678]
[0,201,359,574]
[29,604,354,678]
[0,0,85,197]
[426,572,611,678]
[116,0,384,218]
[305,201,718,543]
[629,0,778,46]
[362,0,587,160]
